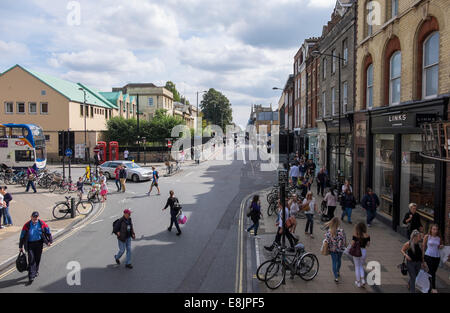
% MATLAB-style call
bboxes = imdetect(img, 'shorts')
[152,181,158,187]
[100,190,108,196]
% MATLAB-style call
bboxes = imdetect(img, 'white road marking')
[91,219,103,225]
[184,172,193,177]
[109,215,119,219]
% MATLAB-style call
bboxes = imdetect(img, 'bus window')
[11,127,28,138]
[15,150,34,162]
[0,128,6,138]
[36,147,46,160]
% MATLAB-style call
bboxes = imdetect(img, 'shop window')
[389,51,401,105]
[423,32,439,99]
[373,134,395,219]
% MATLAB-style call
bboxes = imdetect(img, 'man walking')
[0,188,5,229]
[114,165,122,192]
[162,190,182,236]
[361,188,380,227]
[25,165,37,193]
[316,168,327,197]
[1,186,13,226]
[147,166,160,196]
[340,188,356,224]
[113,209,135,269]
[289,162,300,186]
[119,165,127,193]
[124,149,129,160]
[19,211,53,285]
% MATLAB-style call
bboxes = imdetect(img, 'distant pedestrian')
[114,165,121,192]
[0,188,5,229]
[162,190,182,236]
[264,200,298,252]
[341,180,352,194]
[340,188,356,224]
[299,161,307,178]
[401,229,426,293]
[25,165,37,193]
[350,222,370,288]
[1,186,13,226]
[361,188,380,227]
[302,191,318,238]
[124,149,129,160]
[113,209,135,269]
[147,166,161,196]
[288,195,300,234]
[423,224,444,293]
[76,177,84,199]
[119,165,127,193]
[246,195,262,237]
[316,168,327,197]
[323,187,338,219]
[289,163,300,186]
[100,179,108,202]
[307,159,316,179]
[19,211,53,285]
[298,177,308,199]
[324,217,347,283]
[403,203,423,239]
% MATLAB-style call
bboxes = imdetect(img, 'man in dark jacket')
[403,203,423,239]
[19,211,53,285]
[340,189,356,224]
[316,168,327,197]
[163,190,182,236]
[361,188,380,227]
[119,165,127,193]
[113,209,135,269]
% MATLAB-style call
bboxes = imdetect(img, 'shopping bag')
[415,269,431,293]
[16,251,28,273]
[178,213,187,225]
[343,244,351,256]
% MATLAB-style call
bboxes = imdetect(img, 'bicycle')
[264,244,319,290]
[256,243,297,282]
[52,195,94,219]
[87,183,101,203]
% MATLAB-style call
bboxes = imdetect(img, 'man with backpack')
[147,166,160,196]
[113,209,135,269]
[19,211,53,285]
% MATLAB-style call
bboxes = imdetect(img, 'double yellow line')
[0,202,106,281]
[235,194,252,293]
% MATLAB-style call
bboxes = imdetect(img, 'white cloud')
[307,0,336,8]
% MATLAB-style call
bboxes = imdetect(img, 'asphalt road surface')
[0,145,276,292]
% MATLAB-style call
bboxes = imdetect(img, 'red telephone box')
[96,141,107,164]
[109,141,119,161]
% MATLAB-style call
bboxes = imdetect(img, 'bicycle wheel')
[76,200,93,215]
[52,202,70,219]
[256,259,280,282]
[49,182,59,193]
[297,253,319,281]
[264,260,285,290]
[267,202,277,217]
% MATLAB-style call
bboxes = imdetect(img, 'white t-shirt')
[0,194,4,208]
[290,202,299,216]
[302,198,316,215]
[124,150,129,158]
[277,207,290,226]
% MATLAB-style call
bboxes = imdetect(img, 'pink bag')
[178,213,187,225]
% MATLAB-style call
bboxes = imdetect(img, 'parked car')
[99,161,153,182]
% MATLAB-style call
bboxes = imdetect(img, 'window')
[45,135,50,141]
[423,32,439,98]
[5,102,13,114]
[17,102,25,114]
[323,58,327,79]
[40,102,48,114]
[332,50,336,74]
[41,90,46,96]
[389,51,401,105]
[367,1,374,36]
[322,92,327,116]
[366,64,374,109]
[331,87,336,115]
[15,150,34,162]
[343,82,348,113]
[148,98,154,106]
[90,106,94,118]
[392,0,398,18]
[28,102,37,114]
[343,39,348,65]
[80,104,83,116]
[85,105,89,117]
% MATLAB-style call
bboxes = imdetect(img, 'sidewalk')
[248,184,450,293]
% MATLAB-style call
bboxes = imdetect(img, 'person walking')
[162,190,182,236]
[147,166,161,196]
[119,165,127,193]
[423,224,444,293]
[123,149,129,160]
[76,177,84,200]
[1,186,13,226]
[316,168,327,197]
[264,200,298,252]
[302,191,318,238]
[361,188,380,227]
[288,195,300,234]
[299,161,307,178]
[100,178,108,203]
[350,222,371,288]
[324,217,347,283]
[403,203,423,239]
[401,229,426,293]
[323,187,338,219]
[340,188,356,224]
[19,211,53,285]
[114,165,122,192]
[0,188,5,229]
[25,165,37,193]
[246,195,262,237]
[341,180,352,194]
[113,209,135,269]
[289,163,300,187]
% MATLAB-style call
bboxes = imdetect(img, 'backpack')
[112,218,121,234]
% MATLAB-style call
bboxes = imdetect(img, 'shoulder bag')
[349,239,362,257]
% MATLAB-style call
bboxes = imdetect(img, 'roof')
[99,91,122,108]
[1,65,114,109]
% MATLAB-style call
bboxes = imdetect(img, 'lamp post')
[311,50,346,186]
[78,87,89,164]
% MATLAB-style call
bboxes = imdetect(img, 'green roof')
[98,91,121,109]
[2,65,114,109]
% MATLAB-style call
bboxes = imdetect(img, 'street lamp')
[78,87,89,164]
[311,50,346,186]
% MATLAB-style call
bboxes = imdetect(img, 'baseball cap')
[31,211,39,217]
[123,209,132,214]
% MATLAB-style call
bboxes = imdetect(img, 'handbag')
[321,239,329,256]
[16,251,28,273]
[177,212,187,225]
[349,240,362,257]
[399,256,408,276]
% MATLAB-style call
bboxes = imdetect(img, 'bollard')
[70,197,76,218]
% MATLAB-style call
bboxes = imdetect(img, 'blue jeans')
[115,179,121,191]
[305,214,314,234]
[330,251,343,279]
[247,220,259,235]
[367,209,377,225]
[341,207,352,222]
[3,207,12,225]
[26,181,36,192]
[115,237,132,265]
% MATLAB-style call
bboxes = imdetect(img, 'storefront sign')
[416,114,437,126]
[388,114,407,123]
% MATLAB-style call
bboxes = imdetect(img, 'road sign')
[168,140,172,148]
[278,169,288,185]
[93,146,101,153]
[75,144,85,159]
[65,148,73,157]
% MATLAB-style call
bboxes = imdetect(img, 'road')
[0,145,276,292]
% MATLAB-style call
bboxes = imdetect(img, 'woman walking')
[324,217,347,283]
[246,195,262,237]
[341,188,356,224]
[323,187,338,219]
[162,190,182,236]
[423,224,444,293]
[351,222,370,288]
[0,187,12,226]
[288,195,300,234]
[302,191,318,238]
[401,229,426,293]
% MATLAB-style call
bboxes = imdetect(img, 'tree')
[165,81,181,102]
[104,117,138,146]
[200,88,233,131]
[146,109,186,142]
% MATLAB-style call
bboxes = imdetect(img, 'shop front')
[369,98,448,235]
[307,129,319,174]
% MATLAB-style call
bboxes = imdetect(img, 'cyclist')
[147,166,161,196]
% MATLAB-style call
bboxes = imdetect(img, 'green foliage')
[165,81,181,102]
[200,88,233,131]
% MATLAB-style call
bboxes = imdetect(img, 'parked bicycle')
[52,195,94,219]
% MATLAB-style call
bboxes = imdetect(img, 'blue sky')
[0,0,337,127]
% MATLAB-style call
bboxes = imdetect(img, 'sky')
[0,0,337,128]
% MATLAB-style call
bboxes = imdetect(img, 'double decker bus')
[0,123,47,169]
